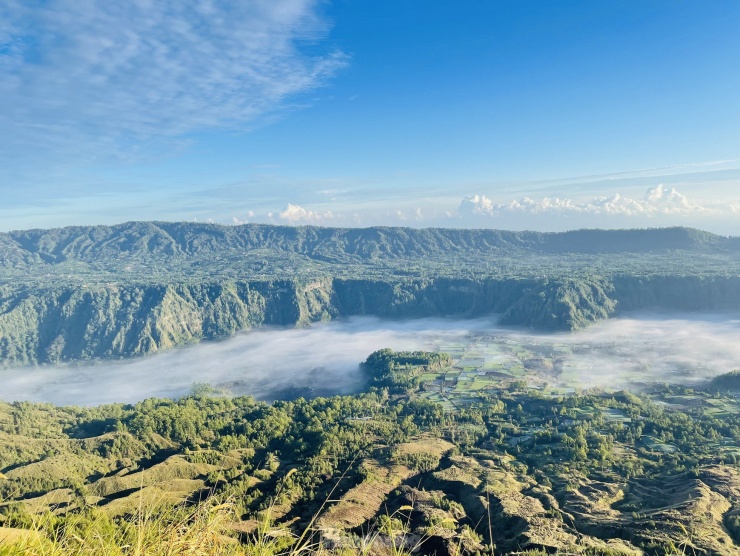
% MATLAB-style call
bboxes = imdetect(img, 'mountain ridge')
[1,222,740,366]
[3,223,738,267]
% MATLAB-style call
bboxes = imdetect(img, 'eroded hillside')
[4,352,740,554]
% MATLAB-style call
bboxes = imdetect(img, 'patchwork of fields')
[416,328,736,409]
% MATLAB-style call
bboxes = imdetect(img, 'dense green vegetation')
[2,223,740,366]
[709,371,740,393]
[3,223,738,282]
[4,351,740,554]
[3,221,740,553]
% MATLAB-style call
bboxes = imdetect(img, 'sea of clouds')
[2,313,740,406]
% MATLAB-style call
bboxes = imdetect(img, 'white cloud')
[278,204,333,224]
[231,211,255,225]
[0,0,346,164]
[461,185,708,219]
[459,194,495,216]
[644,184,694,211]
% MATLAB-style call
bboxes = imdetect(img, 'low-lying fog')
[534,312,740,390]
[0,317,490,406]
[1,313,740,406]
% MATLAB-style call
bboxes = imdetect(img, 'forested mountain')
[0,223,739,366]
[1,222,738,274]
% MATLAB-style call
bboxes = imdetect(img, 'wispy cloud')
[0,0,346,170]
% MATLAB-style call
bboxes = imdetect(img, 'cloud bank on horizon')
[218,182,739,234]
[460,184,702,219]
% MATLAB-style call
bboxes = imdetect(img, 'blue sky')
[1,0,740,232]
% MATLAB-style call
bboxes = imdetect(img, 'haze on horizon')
[1,1,739,233]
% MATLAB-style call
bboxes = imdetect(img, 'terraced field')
[417,329,740,413]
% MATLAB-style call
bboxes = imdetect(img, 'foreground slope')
[3,352,740,554]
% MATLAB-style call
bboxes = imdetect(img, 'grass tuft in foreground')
[0,500,254,556]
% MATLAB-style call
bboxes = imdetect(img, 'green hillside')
[3,351,740,554]
[1,223,740,366]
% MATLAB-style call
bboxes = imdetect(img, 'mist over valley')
[3,312,740,406]
[0,317,489,405]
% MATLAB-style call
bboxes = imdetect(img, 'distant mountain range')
[2,222,738,270]
[1,223,739,366]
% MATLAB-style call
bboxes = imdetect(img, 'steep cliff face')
[0,281,324,366]
[499,277,617,330]
[3,274,740,366]
[611,275,740,312]
[0,277,585,366]
[330,278,529,318]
